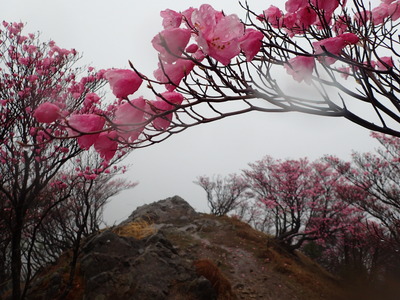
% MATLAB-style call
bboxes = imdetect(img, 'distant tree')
[302,217,391,281]
[195,174,248,216]
[233,197,271,233]
[327,133,400,279]
[241,156,359,251]
[328,133,400,249]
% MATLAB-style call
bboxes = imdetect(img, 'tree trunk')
[11,215,23,300]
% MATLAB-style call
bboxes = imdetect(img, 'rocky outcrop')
[27,196,226,300]
[79,229,215,300]
[73,196,220,300]
[124,195,198,225]
[27,195,347,300]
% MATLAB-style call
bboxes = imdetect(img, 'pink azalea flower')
[284,56,315,83]
[68,114,105,149]
[340,33,360,44]
[337,66,351,79]
[160,9,182,29]
[282,6,316,35]
[296,6,317,29]
[151,100,173,130]
[333,15,349,35]
[313,33,359,64]
[152,28,191,63]
[388,1,400,21]
[354,10,371,25]
[150,91,184,130]
[262,6,283,28]
[192,4,244,65]
[33,102,61,123]
[285,0,308,13]
[114,97,146,142]
[18,57,30,66]
[239,29,264,62]
[376,56,394,70]
[104,69,143,99]
[154,59,195,91]
[282,13,297,29]
[310,0,341,14]
[94,131,118,161]
[372,3,389,24]
[161,91,185,105]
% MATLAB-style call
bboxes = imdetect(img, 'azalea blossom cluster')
[150,0,398,86]
[152,4,264,90]
[0,22,102,159]
[32,4,265,157]
[260,0,400,82]
[30,0,400,154]
[33,67,185,161]
[134,0,400,140]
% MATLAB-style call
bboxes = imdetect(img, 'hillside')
[22,196,392,299]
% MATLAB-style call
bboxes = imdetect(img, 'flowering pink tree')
[0,19,191,299]
[114,0,400,147]
[241,156,359,251]
[328,133,400,252]
[29,153,136,298]
[1,155,135,298]
[304,216,392,281]
[0,22,140,300]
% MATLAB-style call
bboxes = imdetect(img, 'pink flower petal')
[262,6,283,27]
[154,59,195,91]
[69,114,105,149]
[104,69,143,99]
[151,91,184,130]
[376,56,394,70]
[191,4,243,65]
[94,131,118,161]
[284,56,315,83]
[239,29,264,62]
[285,0,308,13]
[114,97,146,142]
[33,102,60,123]
[152,28,191,63]
[389,1,400,21]
[313,33,358,65]
[151,100,173,130]
[160,9,182,29]
[372,3,389,24]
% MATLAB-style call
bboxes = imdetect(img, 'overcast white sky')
[3,0,380,224]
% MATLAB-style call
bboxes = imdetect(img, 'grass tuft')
[113,220,157,239]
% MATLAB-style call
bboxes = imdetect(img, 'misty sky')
[2,0,379,224]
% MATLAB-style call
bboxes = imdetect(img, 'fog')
[2,0,379,224]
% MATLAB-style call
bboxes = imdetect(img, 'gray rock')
[124,195,198,225]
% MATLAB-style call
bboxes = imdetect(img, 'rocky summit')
[27,196,353,300]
